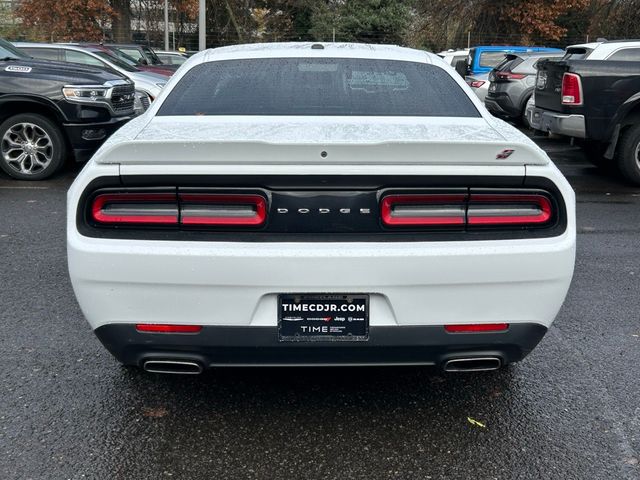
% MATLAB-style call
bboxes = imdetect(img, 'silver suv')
[485,52,563,125]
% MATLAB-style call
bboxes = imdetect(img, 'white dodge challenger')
[67,43,576,374]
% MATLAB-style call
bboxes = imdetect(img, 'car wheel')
[0,113,66,180]
[616,124,640,185]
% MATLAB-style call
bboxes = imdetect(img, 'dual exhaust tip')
[142,357,502,374]
[143,359,203,375]
[443,357,502,372]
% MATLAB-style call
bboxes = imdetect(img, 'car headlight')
[62,86,110,102]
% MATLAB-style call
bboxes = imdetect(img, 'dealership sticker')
[5,66,32,73]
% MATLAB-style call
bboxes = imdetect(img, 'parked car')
[530,40,640,183]
[73,44,175,77]
[560,40,640,61]
[458,46,563,77]
[436,48,469,67]
[67,42,575,374]
[15,42,166,105]
[465,72,490,102]
[485,51,564,125]
[155,50,189,66]
[0,38,134,180]
[458,46,562,101]
[105,43,179,72]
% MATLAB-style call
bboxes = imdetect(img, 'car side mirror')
[454,59,467,78]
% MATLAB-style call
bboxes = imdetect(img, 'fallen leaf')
[467,417,486,428]
[142,407,169,418]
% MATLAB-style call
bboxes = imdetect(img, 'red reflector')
[445,323,509,333]
[381,194,466,226]
[92,193,178,225]
[467,194,552,226]
[561,73,583,105]
[136,324,203,333]
[179,194,267,226]
[469,80,486,88]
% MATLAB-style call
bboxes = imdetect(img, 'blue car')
[463,46,562,76]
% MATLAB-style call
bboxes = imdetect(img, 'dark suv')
[0,39,134,180]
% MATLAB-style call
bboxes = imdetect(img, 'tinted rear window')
[562,48,592,60]
[158,58,479,117]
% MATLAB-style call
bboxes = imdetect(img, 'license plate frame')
[278,293,369,342]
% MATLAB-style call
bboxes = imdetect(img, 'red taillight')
[179,194,267,226]
[445,323,509,333]
[91,193,178,225]
[496,72,526,81]
[136,324,202,333]
[381,194,467,226]
[467,194,552,226]
[381,193,553,228]
[469,80,486,88]
[561,73,583,105]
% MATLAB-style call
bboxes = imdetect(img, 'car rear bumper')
[528,108,586,138]
[95,323,548,368]
[69,232,575,330]
[485,92,519,118]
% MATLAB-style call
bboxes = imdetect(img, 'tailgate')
[534,59,570,113]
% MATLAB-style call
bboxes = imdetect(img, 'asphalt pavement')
[0,133,639,480]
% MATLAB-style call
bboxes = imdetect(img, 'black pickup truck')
[530,59,640,184]
[0,38,135,180]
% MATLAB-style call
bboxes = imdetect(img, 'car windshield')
[92,50,139,72]
[0,39,30,60]
[107,48,141,67]
[158,58,480,117]
[142,46,162,65]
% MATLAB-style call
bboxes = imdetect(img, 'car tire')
[616,124,640,185]
[0,113,66,180]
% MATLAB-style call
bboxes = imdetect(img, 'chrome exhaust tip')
[443,357,502,372]
[143,359,203,375]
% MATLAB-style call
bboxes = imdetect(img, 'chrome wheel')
[635,141,640,171]
[1,122,54,175]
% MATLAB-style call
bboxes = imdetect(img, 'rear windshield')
[494,56,523,72]
[562,48,593,60]
[157,58,480,117]
[479,51,508,68]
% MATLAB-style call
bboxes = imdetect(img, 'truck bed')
[535,59,640,141]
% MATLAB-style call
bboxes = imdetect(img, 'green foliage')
[309,0,412,44]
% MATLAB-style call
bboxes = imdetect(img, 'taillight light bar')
[90,192,268,227]
[91,193,179,225]
[496,72,526,81]
[381,192,554,228]
[467,194,552,226]
[179,194,266,226]
[381,194,467,226]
